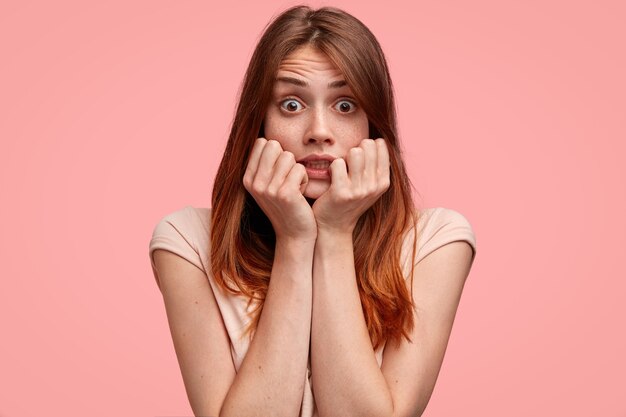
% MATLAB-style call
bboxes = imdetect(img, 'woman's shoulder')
[156,205,211,229]
[403,206,477,267]
[148,205,212,278]
[416,206,474,232]
[151,205,211,245]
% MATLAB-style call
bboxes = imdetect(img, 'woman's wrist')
[315,226,354,247]
[316,223,356,239]
[275,234,318,251]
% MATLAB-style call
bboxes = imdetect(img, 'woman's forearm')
[310,229,394,417]
[220,237,315,417]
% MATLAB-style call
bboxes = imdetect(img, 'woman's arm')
[310,139,475,416]
[220,236,315,417]
[309,138,394,416]
[154,237,314,417]
[311,231,474,417]
[153,249,236,416]
[219,137,318,416]
[310,228,394,417]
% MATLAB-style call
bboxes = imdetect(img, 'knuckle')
[336,189,351,201]
[251,181,264,195]
[267,139,281,149]
[278,152,294,165]
[266,187,278,198]
[366,185,377,195]
[276,188,291,202]
[282,151,295,162]
[294,163,306,174]
[350,147,363,154]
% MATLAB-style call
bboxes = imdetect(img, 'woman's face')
[263,45,370,200]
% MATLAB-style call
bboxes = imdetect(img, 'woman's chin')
[302,182,329,200]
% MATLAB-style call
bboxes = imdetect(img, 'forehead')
[276,45,343,79]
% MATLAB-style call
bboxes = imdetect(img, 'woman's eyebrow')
[276,76,347,89]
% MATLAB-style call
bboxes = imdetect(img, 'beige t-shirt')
[148,205,477,416]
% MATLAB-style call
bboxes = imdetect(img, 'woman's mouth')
[304,160,331,169]
[301,160,331,179]
[297,154,337,180]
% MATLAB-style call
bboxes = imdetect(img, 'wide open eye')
[280,98,304,112]
[335,100,357,113]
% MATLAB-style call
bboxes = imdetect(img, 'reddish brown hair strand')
[211,5,421,350]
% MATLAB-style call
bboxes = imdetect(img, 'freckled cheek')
[265,113,306,144]
[336,120,369,146]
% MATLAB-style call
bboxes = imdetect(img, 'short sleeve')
[415,207,477,265]
[148,206,209,291]
[401,207,477,277]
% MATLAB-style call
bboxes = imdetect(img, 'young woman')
[149,5,477,417]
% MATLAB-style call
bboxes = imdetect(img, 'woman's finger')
[246,138,267,175]
[282,162,309,196]
[376,138,391,190]
[254,139,282,187]
[360,139,377,185]
[345,147,364,186]
[329,157,348,189]
[267,151,297,195]
[243,137,267,188]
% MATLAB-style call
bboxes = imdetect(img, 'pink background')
[1,0,624,416]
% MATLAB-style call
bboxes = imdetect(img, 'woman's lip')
[304,166,330,179]
[297,156,338,180]
[297,154,337,163]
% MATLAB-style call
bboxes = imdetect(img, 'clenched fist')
[312,138,390,234]
[243,138,317,241]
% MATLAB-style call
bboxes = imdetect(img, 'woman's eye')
[335,100,357,113]
[280,99,303,112]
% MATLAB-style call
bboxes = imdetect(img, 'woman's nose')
[304,108,334,145]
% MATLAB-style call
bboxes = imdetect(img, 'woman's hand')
[312,138,390,234]
[243,138,317,241]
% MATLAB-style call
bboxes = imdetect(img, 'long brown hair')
[210,5,420,350]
